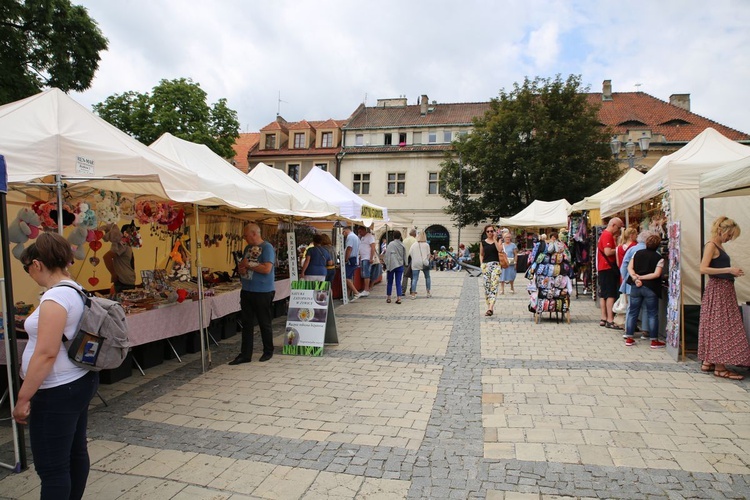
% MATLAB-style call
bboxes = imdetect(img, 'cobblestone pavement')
[1,271,749,499]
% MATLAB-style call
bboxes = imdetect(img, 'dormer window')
[264,134,276,149]
[321,132,333,148]
[293,132,305,149]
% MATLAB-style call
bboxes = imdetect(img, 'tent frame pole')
[195,205,208,373]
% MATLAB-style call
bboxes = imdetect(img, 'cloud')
[71,0,750,135]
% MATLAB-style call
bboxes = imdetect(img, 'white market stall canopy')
[498,199,571,228]
[568,169,644,213]
[246,162,340,217]
[600,127,750,306]
[699,155,750,198]
[0,88,216,203]
[300,166,388,224]
[601,128,750,217]
[150,134,295,215]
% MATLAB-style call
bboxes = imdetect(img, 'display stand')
[283,280,336,356]
[526,241,573,324]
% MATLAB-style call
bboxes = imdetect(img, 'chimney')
[420,95,429,115]
[602,80,612,101]
[670,94,691,111]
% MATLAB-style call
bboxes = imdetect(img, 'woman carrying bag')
[408,232,432,299]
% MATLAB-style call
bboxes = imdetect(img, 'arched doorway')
[424,225,450,253]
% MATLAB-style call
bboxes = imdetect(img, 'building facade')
[238,81,749,251]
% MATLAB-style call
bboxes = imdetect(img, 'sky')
[72,0,750,135]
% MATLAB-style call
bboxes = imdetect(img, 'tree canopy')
[93,78,240,159]
[440,74,618,227]
[0,0,108,104]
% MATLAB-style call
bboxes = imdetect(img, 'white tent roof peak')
[498,199,571,227]
[150,133,295,213]
[569,169,644,213]
[247,162,339,217]
[300,166,388,223]
[0,88,216,202]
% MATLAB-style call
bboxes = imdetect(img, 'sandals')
[485,310,493,316]
[599,320,607,327]
[395,299,402,304]
[605,322,623,330]
[386,298,391,303]
[701,362,715,373]
[714,370,744,380]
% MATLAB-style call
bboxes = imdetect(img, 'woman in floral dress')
[698,216,750,380]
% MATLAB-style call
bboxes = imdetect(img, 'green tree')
[0,0,108,104]
[94,78,240,159]
[440,74,618,226]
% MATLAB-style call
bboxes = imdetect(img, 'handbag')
[613,294,628,315]
[418,244,430,271]
[498,251,509,269]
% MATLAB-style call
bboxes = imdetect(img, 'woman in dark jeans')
[624,233,666,348]
[14,232,99,499]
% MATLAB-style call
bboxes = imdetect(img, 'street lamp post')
[457,153,463,248]
[610,135,650,169]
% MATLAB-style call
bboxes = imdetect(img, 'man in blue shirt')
[229,223,276,364]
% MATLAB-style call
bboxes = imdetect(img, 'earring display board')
[665,221,682,361]
[283,280,335,356]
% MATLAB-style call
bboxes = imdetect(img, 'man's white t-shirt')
[359,233,375,261]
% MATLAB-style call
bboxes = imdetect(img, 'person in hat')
[103,222,137,293]
[436,246,450,271]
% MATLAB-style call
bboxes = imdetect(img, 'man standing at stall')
[342,225,360,300]
[597,217,624,329]
[103,222,137,294]
[358,226,376,297]
[229,223,275,365]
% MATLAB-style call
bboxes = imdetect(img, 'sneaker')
[360,290,370,297]
[427,291,432,298]
[625,338,635,347]
[650,340,666,349]
[351,293,360,301]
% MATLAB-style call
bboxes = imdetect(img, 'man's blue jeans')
[626,285,659,339]
[29,371,99,500]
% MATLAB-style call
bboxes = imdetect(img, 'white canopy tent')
[0,89,215,203]
[246,162,340,217]
[601,127,750,305]
[498,199,571,228]
[150,134,295,215]
[300,166,388,225]
[699,155,750,304]
[568,169,644,213]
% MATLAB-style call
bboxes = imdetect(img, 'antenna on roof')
[634,83,643,91]
[277,91,288,117]
[363,92,367,105]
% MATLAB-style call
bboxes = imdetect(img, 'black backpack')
[55,283,130,371]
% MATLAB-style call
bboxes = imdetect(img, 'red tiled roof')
[288,119,316,131]
[590,92,750,142]
[345,102,490,129]
[260,119,288,133]
[343,144,453,154]
[231,133,259,173]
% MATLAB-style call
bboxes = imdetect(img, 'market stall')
[601,128,750,358]
[247,162,340,217]
[300,166,388,224]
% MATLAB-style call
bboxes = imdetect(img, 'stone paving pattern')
[1,271,749,499]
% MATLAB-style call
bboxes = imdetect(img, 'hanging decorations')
[68,202,99,261]
[95,191,121,226]
[9,207,41,259]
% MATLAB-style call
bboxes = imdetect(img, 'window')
[353,173,370,194]
[443,131,452,143]
[412,131,422,144]
[384,133,392,145]
[264,134,276,149]
[428,172,444,194]
[288,164,300,182]
[387,173,406,195]
[293,133,305,149]
[314,163,328,172]
[428,131,437,143]
[321,132,333,148]
[355,134,364,146]
[398,132,407,145]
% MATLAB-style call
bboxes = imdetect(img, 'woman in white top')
[408,232,432,299]
[14,232,99,500]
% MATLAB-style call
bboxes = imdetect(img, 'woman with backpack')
[14,232,99,500]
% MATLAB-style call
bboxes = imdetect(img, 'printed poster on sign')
[284,280,330,356]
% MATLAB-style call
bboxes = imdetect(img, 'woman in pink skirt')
[698,216,750,380]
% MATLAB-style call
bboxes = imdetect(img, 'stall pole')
[699,197,706,294]
[194,205,208,373]
[56,175,64,235]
